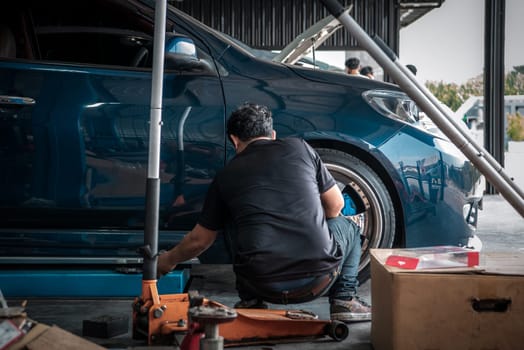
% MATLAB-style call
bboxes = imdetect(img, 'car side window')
[36,27,153,67]
[29,1,155,68]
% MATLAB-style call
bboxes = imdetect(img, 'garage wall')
[171,0,400,52]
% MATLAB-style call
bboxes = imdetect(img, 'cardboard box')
[7,323,50,350]
[7,323,106,350]
[25,325,106,350]
[371,249,524,350]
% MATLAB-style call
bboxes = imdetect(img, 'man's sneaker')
[234,299,269,309]
[330,297,371,322]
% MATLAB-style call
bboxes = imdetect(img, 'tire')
[316,148,396,283]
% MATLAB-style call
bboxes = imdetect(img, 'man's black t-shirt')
[198,138,341,281]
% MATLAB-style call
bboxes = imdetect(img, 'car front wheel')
[316,148,396,283]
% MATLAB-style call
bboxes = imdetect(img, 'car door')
[0,0,225,261]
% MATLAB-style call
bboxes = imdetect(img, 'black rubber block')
[82,314,129,338]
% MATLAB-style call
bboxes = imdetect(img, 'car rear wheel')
[316,148,396,283]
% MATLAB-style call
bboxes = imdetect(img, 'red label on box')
[385,255,420,269]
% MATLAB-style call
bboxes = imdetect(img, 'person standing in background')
[345,57,361,75]
[406,64,417,76]
[360,66,374,79]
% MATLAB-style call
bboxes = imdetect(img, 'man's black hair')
[360,66,373,76]
[227,103,273,142]
[345,57,360,70]
[406,64,417,75]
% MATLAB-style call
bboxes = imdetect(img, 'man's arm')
[157,224,218,277]
[321,184,344,218]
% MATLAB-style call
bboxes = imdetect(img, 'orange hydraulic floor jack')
[133,279,348,348]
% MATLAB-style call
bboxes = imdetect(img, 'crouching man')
[157,103,370,322]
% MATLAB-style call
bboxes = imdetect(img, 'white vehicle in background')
[454,95,524,147]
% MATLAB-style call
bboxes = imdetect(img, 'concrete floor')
[7,194,524,349]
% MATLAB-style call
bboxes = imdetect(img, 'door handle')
[0,95,36,106]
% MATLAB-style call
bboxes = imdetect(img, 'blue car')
[0,0,483,281]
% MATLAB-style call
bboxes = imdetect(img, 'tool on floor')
[132,220,349,346]
[133,286,348,347]
[82,315,130,339]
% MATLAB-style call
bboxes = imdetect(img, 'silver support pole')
[148,0,167,180]
[143,0,167,281]
[320,0,524,217]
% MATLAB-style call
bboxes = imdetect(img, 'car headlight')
[362,89,420,124]
[362,89,451,136]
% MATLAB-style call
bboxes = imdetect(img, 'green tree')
[425,66,524,111]
[504,66,524,95]
[507,114,524,141]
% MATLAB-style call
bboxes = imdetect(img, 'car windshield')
[220,33,277,60]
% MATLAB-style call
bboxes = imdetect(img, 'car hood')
[272,6,352,65]
[288,63,400,91]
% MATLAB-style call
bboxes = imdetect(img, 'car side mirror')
[164,33,213,73]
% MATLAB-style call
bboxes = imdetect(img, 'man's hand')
[155,224,218,279]
[157,250,176,279]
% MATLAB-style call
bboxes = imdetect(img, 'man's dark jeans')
[326,215,362,301]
